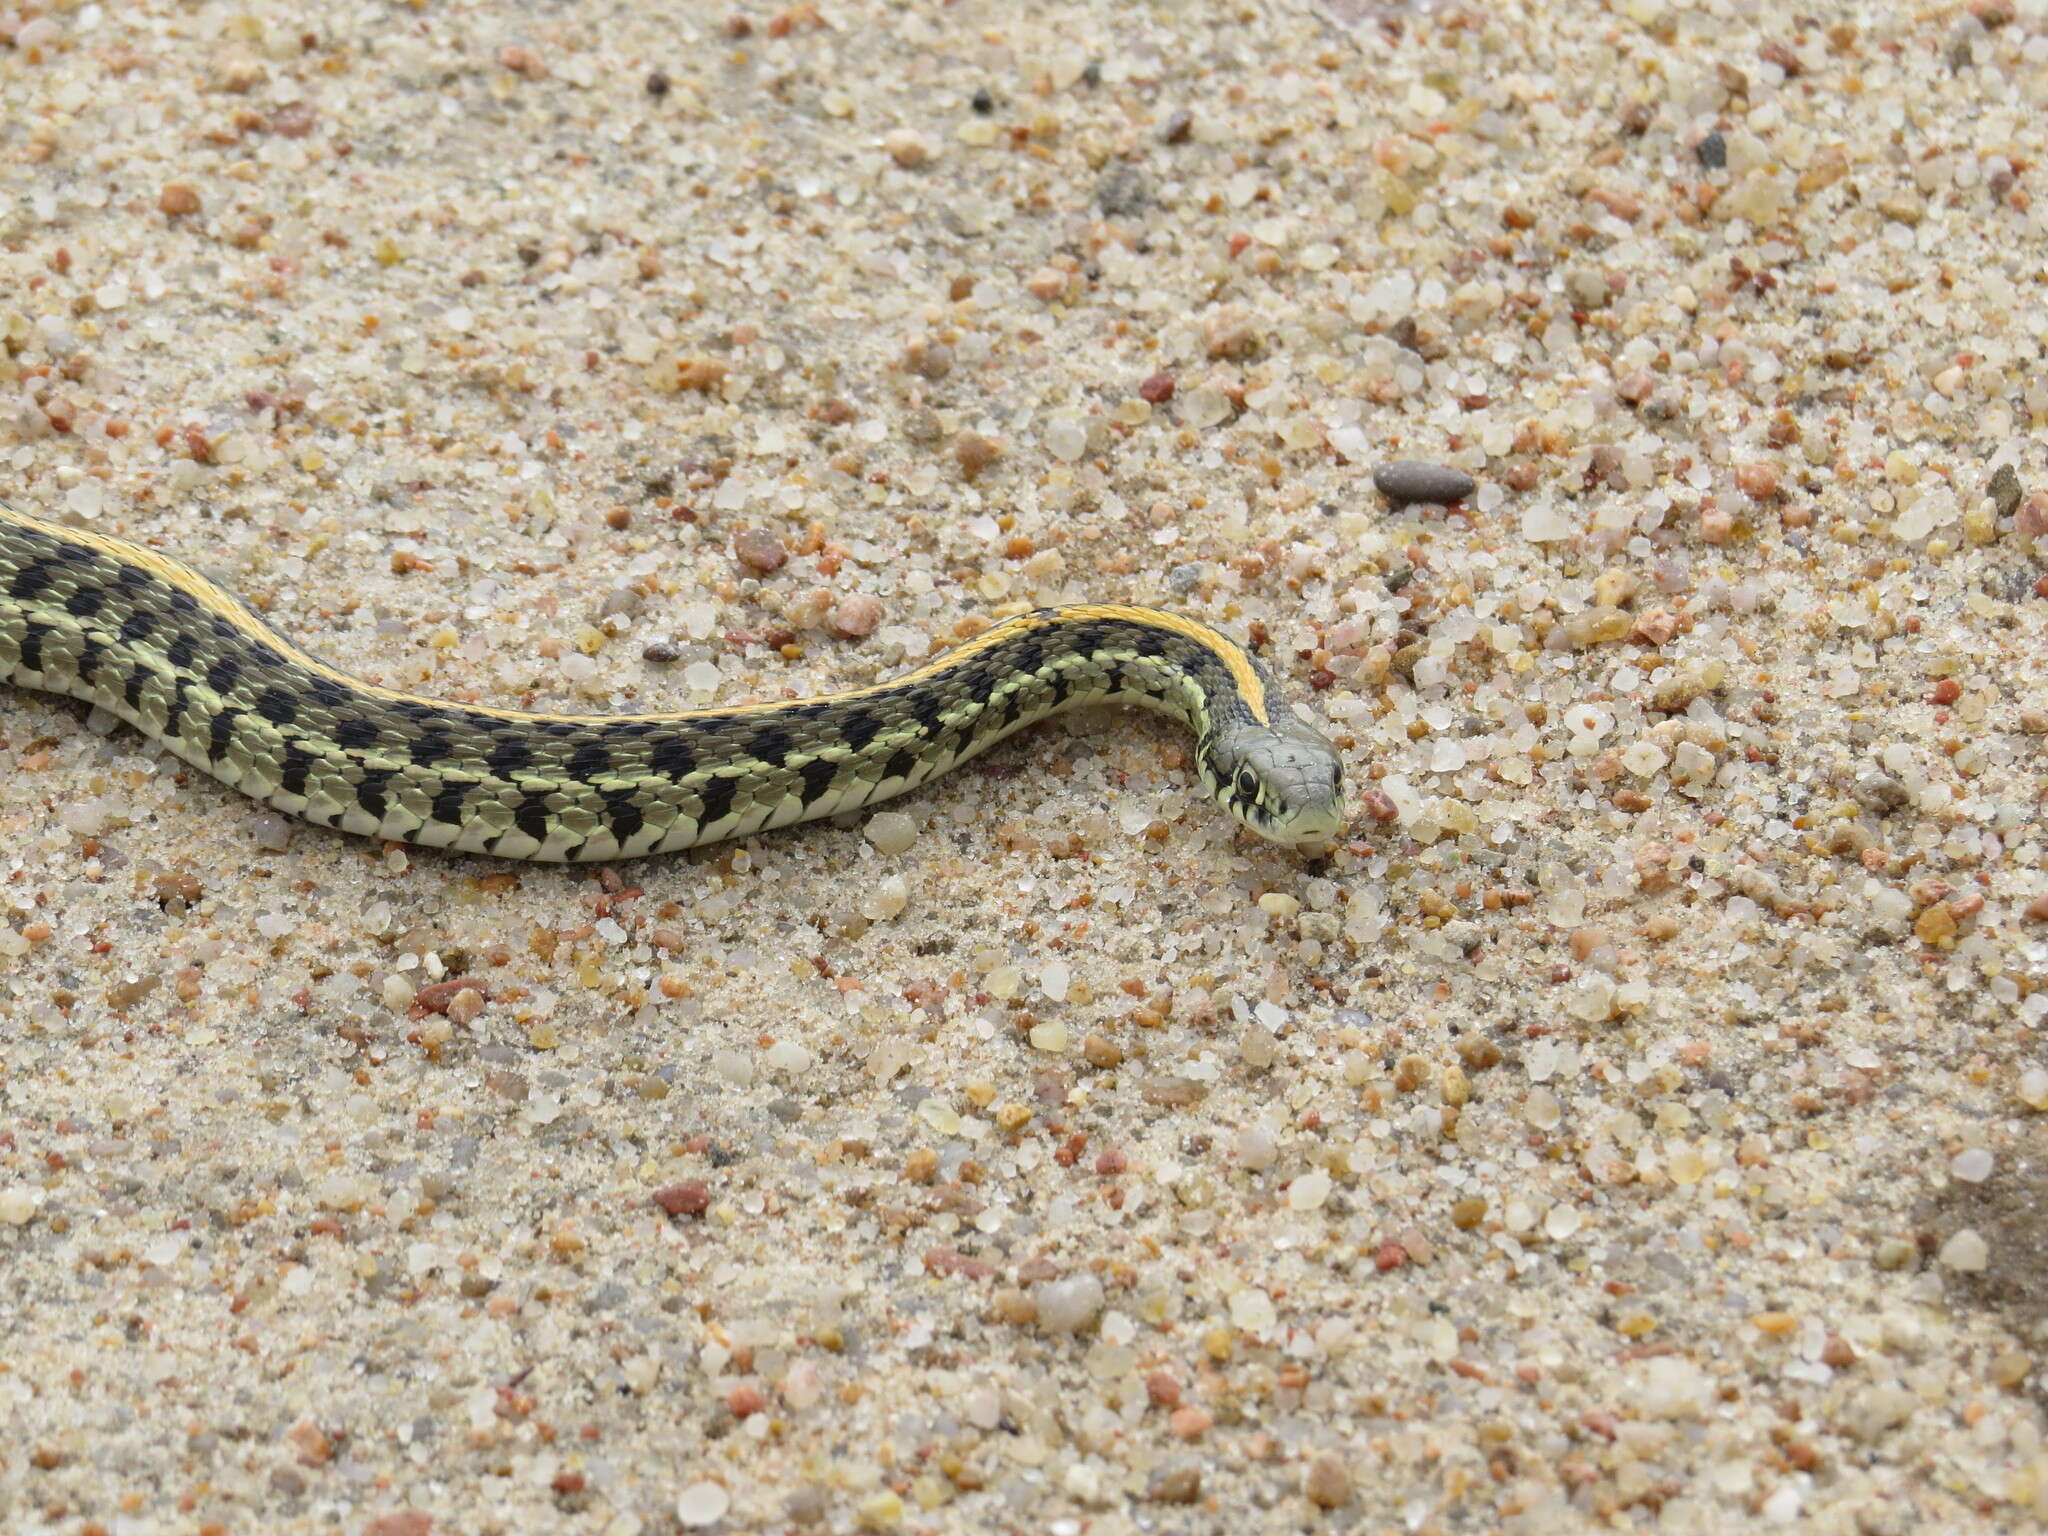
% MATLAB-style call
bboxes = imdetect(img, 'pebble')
[1522,1087,1562,1130]
[2018,492,2048,542]
[858,874,909,921]
[1039,960,1070,1003]
[1034,1274,1104,1333]
[676,1481,731,1527]
[881,130,930,168]
[653,1182,710,1219]
[674,357,727,392]
[159,182,201,217]
[1229,1288,1277,1332]
[1028,1019,1067,1053]
[1374,461,1476,505]
[0,1186,38,1225]
[855,1491,904,1529]
[1873,1237,1918,1272]
[864,811,917,854]
[954,431,1002,479]
[1990,463,2022,518]
[1303,1453,1354,1508]
[1938,1229,1989,1271]
[783,1486,830,1525]
[1234,1123,1278,1171]
[1202,306,1256,359]
[250,813,294,852]
[1043,417,1087,462]
[827,593,885,638]
[1696,130,1727,168]
[1520,500,1573,541]
[1176,386,1231,429]
[2018,1067,2048,1110]
[1734,462,1781,501]
[1287,1169,1332,1211]
[1952,1147,1994,1183]
[733,529,788,573]
[907,338,951,379]
[1146,1463,1202,1503]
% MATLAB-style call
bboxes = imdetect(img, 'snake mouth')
[1241,792,1345,849]
[1268,811,1345,850]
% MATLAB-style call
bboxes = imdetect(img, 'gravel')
[1,2,2044,1533]
[1373,460,1478,506]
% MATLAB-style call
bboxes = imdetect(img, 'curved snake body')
[0,502,1345,860]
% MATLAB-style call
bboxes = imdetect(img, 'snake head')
[1202,700,1346,850]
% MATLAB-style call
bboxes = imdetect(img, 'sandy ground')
[4,1,2048,1532]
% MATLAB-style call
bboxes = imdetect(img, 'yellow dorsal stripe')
[8,506,1268,727]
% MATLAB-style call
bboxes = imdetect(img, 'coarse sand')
[4,2,2048,1533]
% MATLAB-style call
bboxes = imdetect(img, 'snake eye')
[1233,766,1260,803]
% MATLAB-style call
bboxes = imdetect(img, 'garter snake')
[0,501,1345,861]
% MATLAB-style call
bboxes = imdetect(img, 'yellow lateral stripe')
[1062,603,1269,722]
[6,505,1268,726]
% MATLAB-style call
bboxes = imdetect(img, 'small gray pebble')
[1853,773,1912,816]
[784,1485,830,1525]
[641,640,680,663]
[1373,461,1476,506]
[584,1281,629,1313]
[1696,131,1727,169]
[1990,462,2022,519]
[1441,921,1484,954]
[1034,1273,1105,1334]
[1097,163,1150,217]
[249,813,294,853]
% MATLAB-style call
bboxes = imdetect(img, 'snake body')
[0,501,1345,861]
